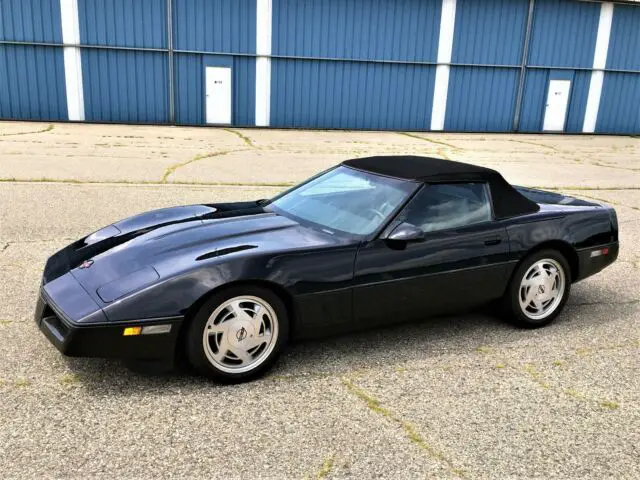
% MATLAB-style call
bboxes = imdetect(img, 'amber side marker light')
[123,325,172,336]
[123,326,142,336]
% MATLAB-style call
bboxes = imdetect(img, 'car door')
[352,182,511,326]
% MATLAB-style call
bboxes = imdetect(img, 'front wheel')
[186,286,289,382]
[502,250,571,328]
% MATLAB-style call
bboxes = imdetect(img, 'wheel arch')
[175,279,297,361]
[519,240,579,283]
[500,240,575,328]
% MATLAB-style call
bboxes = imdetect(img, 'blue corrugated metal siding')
[452,0,528,65]
[174,54,200,125]
[271,59,435,130]
[447,0,529,133]
[519,69,547,132]
[563,70,590,133]
[528,0,600,68]
[518,68,590,133]
[0,0,62,43]
[607,4,640,71]
[0,44,67,120]
[82,50,168,123]
[173,0,255,126]
[597,73,640,134]
[272,0,441,62]
[78,0,166,48]
[0,0,637,134]
[174,53,255,126]
[173,0,255,53]
[445,67,519,132]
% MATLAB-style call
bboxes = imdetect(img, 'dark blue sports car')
[35,156,619,382]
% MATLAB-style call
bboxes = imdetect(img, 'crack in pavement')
[571,192,640,211]
[589,161,640,173]
[508,138,559,151]
[0,238,77,248]
[398,132,461,151]
[573,340,639,358]
[0,178,293,188]
[570,299,640,306]
[0,124,54,137]
[304,454,335,480]
[341,377,469,479]
[223,128,255,148]
[539,186,640,192]
[161,149,243,183]
[476,346,624,410]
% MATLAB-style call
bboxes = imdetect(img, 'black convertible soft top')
[343,155,539,219]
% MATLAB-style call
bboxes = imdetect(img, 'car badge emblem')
[79,259,94,269]
[538,285,545,294]
[236,327,247,342]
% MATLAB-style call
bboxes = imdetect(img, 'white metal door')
[205,67,232,125]
[543,80,571,132]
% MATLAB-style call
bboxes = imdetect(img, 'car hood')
[43,201,348,304]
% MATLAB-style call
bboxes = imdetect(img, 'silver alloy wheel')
[518,258,566,320]
[202,295,279,374]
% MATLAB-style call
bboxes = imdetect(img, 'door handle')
[484,237,502,246]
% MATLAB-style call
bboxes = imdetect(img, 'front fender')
[102,263,248,322]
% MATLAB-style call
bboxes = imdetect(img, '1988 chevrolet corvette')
[36,156,619,382]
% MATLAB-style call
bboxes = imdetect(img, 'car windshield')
[266,166,417,236]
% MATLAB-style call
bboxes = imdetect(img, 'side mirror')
[387,222,425,242]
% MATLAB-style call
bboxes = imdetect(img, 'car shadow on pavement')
[60,301,610,396]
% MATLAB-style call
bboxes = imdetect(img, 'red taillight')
[601,247,609,255]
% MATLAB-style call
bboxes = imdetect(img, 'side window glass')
[401,183,492,233]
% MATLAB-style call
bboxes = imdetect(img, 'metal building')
[0,0,638,133]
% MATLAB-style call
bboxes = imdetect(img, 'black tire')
[502,249,571,328]
[185,285,289,383]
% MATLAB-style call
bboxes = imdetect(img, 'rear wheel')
[186,286,289,382]
[503,250,571,328]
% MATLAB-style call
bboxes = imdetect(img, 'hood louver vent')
[196,245,257,261]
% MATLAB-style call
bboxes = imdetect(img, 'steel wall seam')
[2,41,640,75]
[167,0,174,123]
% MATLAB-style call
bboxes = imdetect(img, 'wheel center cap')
[230,321,254,347]
[538,285,546,294]
[236,327,248,342]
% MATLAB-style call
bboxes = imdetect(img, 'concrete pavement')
[0,121,638,479]
[0,121,638,187]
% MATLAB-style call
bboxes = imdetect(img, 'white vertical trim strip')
[255,0,272,126]
[436,0,457,65]
[583,2,614,133]
[60,0,84,121]
[60,0,80,45]
[592,3,613,71]
[255,57,271,126]
[63,47,84,121]
[431,65,451,131]
[430,0,457,131]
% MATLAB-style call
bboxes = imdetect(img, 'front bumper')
[35,290,183,361]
